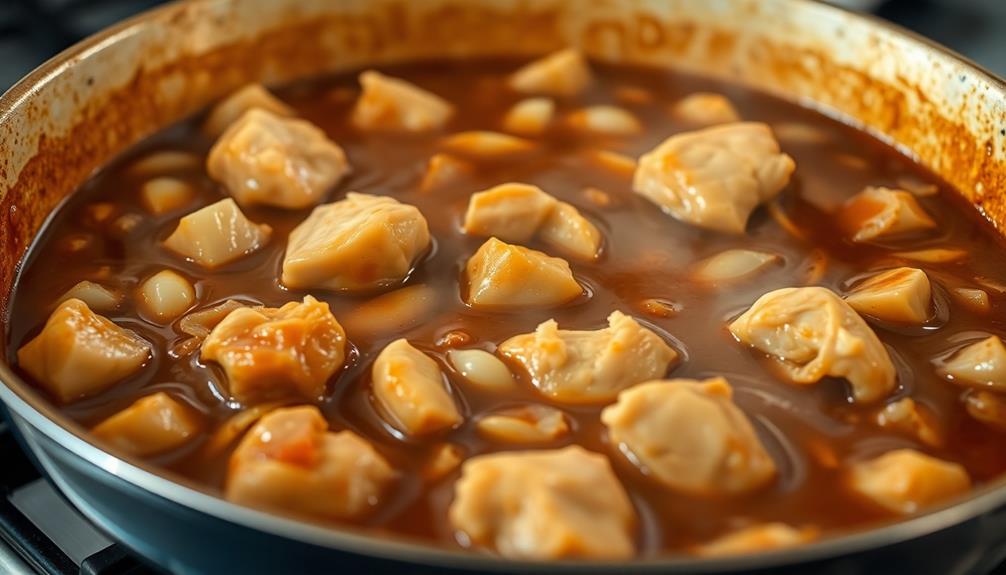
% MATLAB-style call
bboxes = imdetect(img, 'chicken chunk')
[508,49,592,97]
[633,122,795,234]
[207,109,350,209]
[464,238,582,308]
[226,406,396,520]
[476,404,569,444]
[672,92,741,126]
[848,449,970,514]
[203,83,294,137]
[418,153,473,193]
[538,201,603,261]
[462,183,558,243]
[840,187,937,242]
[939,336,1006,391]
[601,378,776,495]
[874,397,942,447]
[693,523,816,557]
[163,198,271,269]
[352,70,453,132]
[371,339,462,436]
[499,311,678,403]
[200,296,347,404]
[91,392,202,456]
[282,193,431,292]
[502,97,555,135]
[17,299,151,403]
[729,287,896,403]
[845,267,932,324]
[448,446,635,559]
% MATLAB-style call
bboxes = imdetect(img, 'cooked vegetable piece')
[341,284,438,339]
[847,449,970,514]
[17,299,151,403]
[371,339,462,436]
[226,406,395,520]
[92,392,201,456]
[448,446,635,559]
[418,153,473,192]
[840,186,937,242]
[633,122,795,233]
[672,92,740,126]
[601,377,776,495]
[352,70,453,132]
[693,523,817,557]
[441,131,535,160]
[129,150,200,175]
[207,109,350,209]
[508,49,592,97]
[566,105,642,136]
[952,287,991,313]
[963,389,1006,431]
[58,281,121,312]
[475,404,569,444]
[691,249,780,284]
[582,149,636,177]
[447,349,514,391]
[891,248,968,263]
[939,336,1006,390]
[845,267,932,324]
[203,83,294,137]
[538,201,602,261]
[140,177,195,215]
[423,443,466,481]
[464,238,581,308]
[163,198,271,268]
[201,296,347,403]
[282,193,430,291]
[501,97,555,135]
[499,311,677,403]
[874,398,942,447]
[729,287,896,403]
[138,270,195,323]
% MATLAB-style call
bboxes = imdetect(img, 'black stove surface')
[2,1,1006,574]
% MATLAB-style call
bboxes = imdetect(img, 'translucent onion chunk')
[92,392,202,456]
[848,449,969,514]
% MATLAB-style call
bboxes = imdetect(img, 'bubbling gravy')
[8,54,1006,559]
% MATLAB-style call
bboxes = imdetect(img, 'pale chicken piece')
[138,270,195,323]
[502,98,555,136]
[691,249,780,285]
[538,201,602,261]
[448,446,635,559]
[58,281,121,312]
[163,199,271,269]
[939,336,1006,391]
[418,153,474,193]
[694,523,817,557]
[499,311,678,403]
[203,83,294,137]
[476,404,569,444]
[462,183,558,242]
[200,296,347,403]
[566,105,642,136]
[848,449,970,514]
[207,109,350,209]
[440,131,535,161]
[729,287,896,403]
[840,186,937,242]
[282,193,430,291]
[601,378,776,495]
[352,70,453,132]
[508,49,592,98]
[422,443,466,481]
[91,392,202,456]
[464,238,582,308]
[226,406,395,520]
[845,267,932,324]
[874,397,942,447]
[17,299,151,403]
[371,339,462,436]
[672,92,741,126]
[633,122,796,234]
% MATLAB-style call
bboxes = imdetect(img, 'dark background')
[1,0,1005,92]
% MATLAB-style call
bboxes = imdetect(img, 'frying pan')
[2,0,1006,573]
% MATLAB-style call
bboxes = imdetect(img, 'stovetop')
[2,1,1006,574]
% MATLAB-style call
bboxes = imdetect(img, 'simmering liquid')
[7,59,1006,556]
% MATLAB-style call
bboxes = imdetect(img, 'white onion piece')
[448,348,513,391]
[692,249,780,284]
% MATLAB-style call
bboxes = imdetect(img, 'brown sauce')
[7,59,1006,556]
